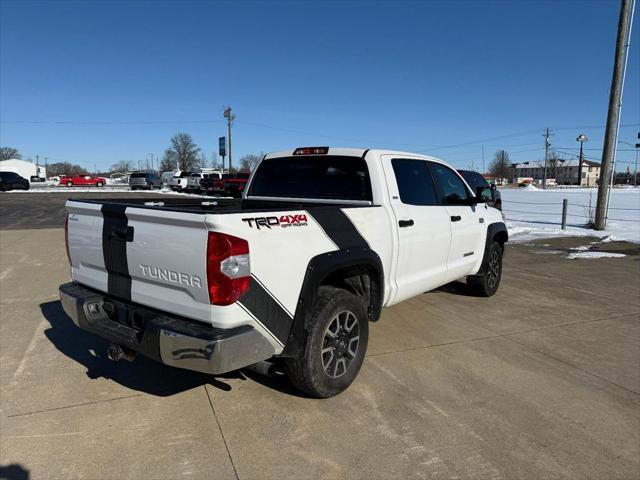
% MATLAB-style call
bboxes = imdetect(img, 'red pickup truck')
[60,175,107,187]
[200,172,250,197]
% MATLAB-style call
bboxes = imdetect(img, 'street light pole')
[577,133,588,186]
[223,106,236,172]
[542,128,552,189]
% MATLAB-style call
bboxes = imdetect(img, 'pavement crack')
[366,334,502,358]
[6,393,144,418]
[505,335,640,397]
[205,386,240,480]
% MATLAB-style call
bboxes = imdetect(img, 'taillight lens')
[64,215,71,265]
[207,232,250,305]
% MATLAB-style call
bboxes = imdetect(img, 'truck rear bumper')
[59,282,275,375]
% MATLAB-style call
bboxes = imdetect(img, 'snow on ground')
[566,251,626,260]
[500,187,640,244]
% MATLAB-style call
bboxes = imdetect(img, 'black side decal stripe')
[238,275,292,345]
[101,204,132,301]
[307,208,369,250]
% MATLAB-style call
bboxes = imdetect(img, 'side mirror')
[476,186,492,203]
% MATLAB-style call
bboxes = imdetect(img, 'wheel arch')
[478,221,508,273]
[280,248,384,358]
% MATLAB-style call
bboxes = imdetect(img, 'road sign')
[219,136,226,157]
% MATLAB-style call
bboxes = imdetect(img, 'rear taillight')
[64,215,71,265]
[207,232,250,306]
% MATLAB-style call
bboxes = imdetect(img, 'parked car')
[166,171,193,192]
[160,171,175,189]
[129,172,161,190]
[59,174,106,187]
[184,172,206,193]
[200,172,249,196]
[458,170,502,211]
[223,173,251,197]
[60,146,506,398]
[0,171,30,191]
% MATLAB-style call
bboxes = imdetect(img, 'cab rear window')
[248,156,372,201]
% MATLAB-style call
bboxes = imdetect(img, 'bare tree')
[488,150,511,182]
[159,151,177,173]
[238,153,262,172]
[0,147,22,160]
[546,151,565,180]
[47,162,88,176]
[110,160,135,173]
[162,133,200,171]
[199,151,210,168]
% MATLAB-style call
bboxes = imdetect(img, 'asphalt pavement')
[0,192,638,479]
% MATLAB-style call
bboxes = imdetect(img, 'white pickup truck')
[60,147,507,397]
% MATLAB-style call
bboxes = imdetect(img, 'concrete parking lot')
[1,193,639,479]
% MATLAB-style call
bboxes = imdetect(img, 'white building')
[511,159,601,186]
[0,159,47,181]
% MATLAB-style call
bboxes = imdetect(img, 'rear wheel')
[284,286,368,398]
[467,241,503,297]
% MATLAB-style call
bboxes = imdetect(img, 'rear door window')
[391,159,439,206]
[429,163,471,206]
[249,155,372,201]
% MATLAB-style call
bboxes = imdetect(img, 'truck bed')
[69,196,372,214]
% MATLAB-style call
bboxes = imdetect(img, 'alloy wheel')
[321,310,360,379]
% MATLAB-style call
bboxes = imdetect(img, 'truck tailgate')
[66,201,211,322]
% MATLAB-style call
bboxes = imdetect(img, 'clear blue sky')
[1,0,638,172]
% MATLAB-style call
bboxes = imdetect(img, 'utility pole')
[482,145,485,173]
[636,132,640,187]
[224,106,236,172]
[542,128,553,189]
[595,0,635,229]
[577,133,588,186]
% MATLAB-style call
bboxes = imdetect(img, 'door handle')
[450,215,462,222]
[398,219,414,228]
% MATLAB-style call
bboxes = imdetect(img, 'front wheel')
[96,181,104,187]
[66,181,73,187]
[467,241,503,297]
[284,286,369,398]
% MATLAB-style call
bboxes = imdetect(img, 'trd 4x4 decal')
[242,214,308,229]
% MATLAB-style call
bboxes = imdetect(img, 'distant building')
[511,159,600,186]
[0,159,47,181]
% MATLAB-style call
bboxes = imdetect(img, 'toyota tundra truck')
[59,147,507,397]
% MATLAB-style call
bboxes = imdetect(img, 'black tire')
[467,241,503,297]
[66,181,73,187]
[96,181,103,187]
[284,286,369,398]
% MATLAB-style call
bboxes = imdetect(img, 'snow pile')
[519,184,539,191]
[566,251,626,260]
[499,187,640,244]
